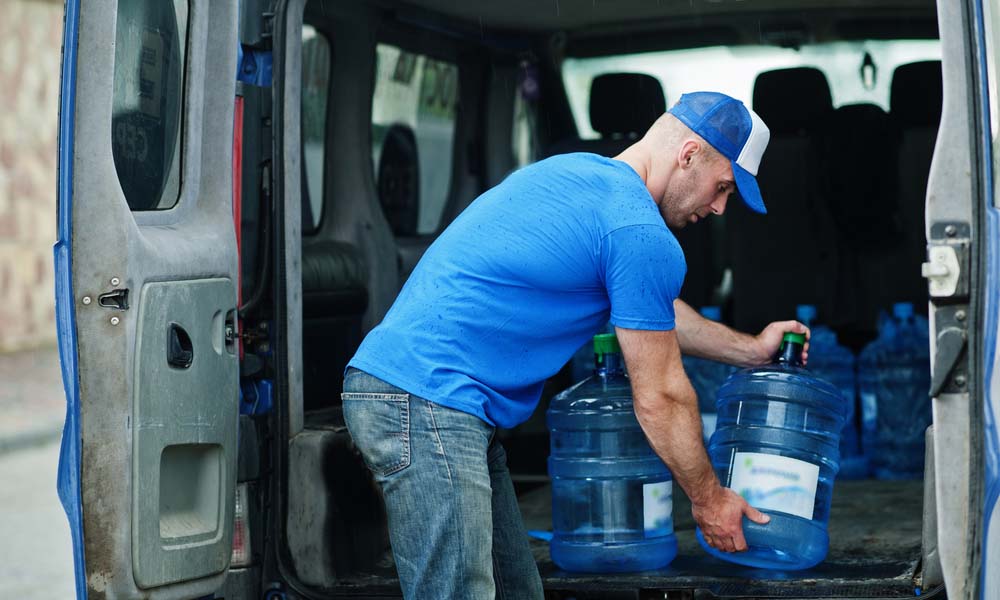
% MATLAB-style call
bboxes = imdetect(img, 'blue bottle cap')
[893,302,914,320]
[700,306,722,321]
[796,304,817,325]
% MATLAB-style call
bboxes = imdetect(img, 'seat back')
[848,60,942,335]
[728,67,839,333]
[822,103,902,339]
[301,240,369,410]
[545,72,665,157]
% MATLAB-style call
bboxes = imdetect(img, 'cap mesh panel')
[670,92,751,160]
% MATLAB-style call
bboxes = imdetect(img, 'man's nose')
[710,194,728,216]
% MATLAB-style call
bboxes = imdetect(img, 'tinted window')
[513,62,541,168]
[302,25,331,233]
[562,40,940,139]
[372,44,458,236]
[112,0,188,211]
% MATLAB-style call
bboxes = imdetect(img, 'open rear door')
[55,1,240,597]
[926,0,997,598]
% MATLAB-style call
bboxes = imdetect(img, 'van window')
[111,0,188,211]
[562,40,940,139]
[302,25,331,233]
[512,62,541,168]
[371,43,458,236]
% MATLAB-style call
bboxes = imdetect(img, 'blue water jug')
[682,306,734,441]
[548,333,677,572]
[796,305,867,479]
[858,302,931,480]
[569,323,612,383]
[697,332,847,570]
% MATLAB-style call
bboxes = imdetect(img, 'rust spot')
[0,143,14,170]
[35,254,46,284]
[0,263,9,298]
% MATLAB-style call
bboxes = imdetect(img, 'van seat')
[847,60,943,334]
[890,60,941,291]
[545,72,665,158]
[820,103,907,340]
[728,67,839,334]
[302,240,369,411]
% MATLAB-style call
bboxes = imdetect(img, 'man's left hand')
[749,320,810,366]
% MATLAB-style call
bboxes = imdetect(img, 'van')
[55,0,999,598]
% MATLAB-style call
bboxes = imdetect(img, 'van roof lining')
[376,0,937,35]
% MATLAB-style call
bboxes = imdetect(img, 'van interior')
[231,0,947,597]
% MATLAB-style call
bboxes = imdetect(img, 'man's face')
[660,153,736,229]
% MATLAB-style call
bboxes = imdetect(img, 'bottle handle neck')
[596,352,624,376]
[776,341,804,366]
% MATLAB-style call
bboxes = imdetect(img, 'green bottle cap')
[782,332,807,345]
[593,333,621,355]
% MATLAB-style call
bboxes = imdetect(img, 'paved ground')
[0,347,67,454]
[0,347,76,597]
[0,438,77,598]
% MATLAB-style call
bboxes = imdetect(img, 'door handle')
[929,326,966,397]
[167,323,193,369]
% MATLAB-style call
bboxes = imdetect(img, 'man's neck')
[615,143,668,207]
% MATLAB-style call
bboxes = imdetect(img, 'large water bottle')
[858,302,931,479]
[569,323,612,383]
[697,332,847,570]
[796,305,867,479]
[547,333,677,572]
[682,306,733,441]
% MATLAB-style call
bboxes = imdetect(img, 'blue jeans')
[342,368,544,600]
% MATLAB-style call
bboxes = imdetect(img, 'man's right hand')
[692,485,770,552]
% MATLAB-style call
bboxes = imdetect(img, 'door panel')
[978,0,1000,595]
[132,279,237,589]
[927,0,986,598]
[56,1,240,597]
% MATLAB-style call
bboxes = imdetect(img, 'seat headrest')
[828,103,896,141]
[890,61,942,128]
[589,73,666,137]
[377,124,420,237]
[753,67,833,135]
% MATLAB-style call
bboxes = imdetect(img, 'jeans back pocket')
[342,392,411,477]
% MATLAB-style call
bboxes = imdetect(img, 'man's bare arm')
[673,299,810,366]
[615,325,768,552]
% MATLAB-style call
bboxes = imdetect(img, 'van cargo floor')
[325,480,932,598]
[520,479,930,597]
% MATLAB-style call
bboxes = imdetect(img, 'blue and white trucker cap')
[668,91,771,214]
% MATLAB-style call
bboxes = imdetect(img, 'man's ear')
[678,139,701,170]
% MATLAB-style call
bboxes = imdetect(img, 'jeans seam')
[425,401,453,485]
[395,396,411,474]
[493,551,507,600]
[343,393,411,477]
[341,392,408,401]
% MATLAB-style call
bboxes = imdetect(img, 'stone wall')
[0,0,63,352]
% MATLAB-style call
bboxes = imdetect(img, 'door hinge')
[237,45,272,87]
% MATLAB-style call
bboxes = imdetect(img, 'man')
[342,91,809,599]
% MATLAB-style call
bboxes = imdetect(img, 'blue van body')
[53,0,1000,598]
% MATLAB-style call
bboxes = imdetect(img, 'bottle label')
[701,414,718,441]
[860,392,878,430]
[730,452,819,520]
[643,481,673,537]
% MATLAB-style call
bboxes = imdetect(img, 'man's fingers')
[733,533,748,552]
[745,504,771,524]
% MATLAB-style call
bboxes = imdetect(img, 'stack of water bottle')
[548,303,931,572]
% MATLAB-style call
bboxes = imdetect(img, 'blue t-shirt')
[348,153,686,428]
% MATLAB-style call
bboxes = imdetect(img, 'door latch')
[923,223,970,299]
[921,245,961,297]
[98,288,130,311]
